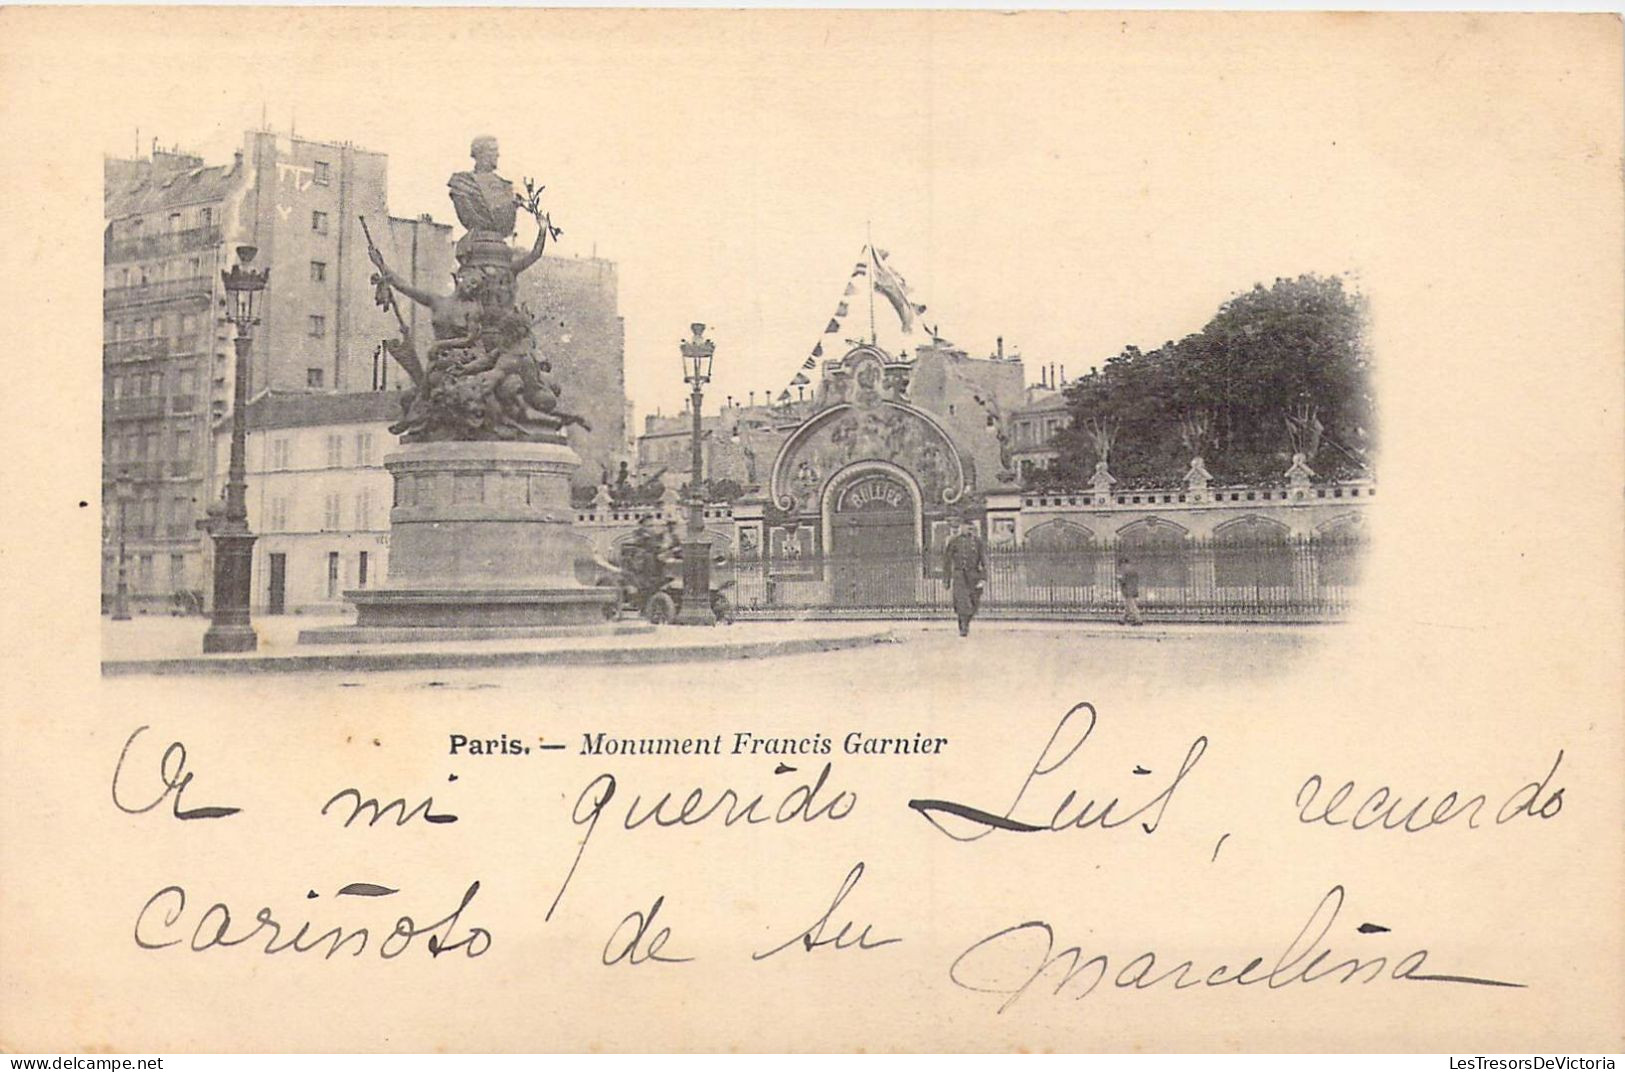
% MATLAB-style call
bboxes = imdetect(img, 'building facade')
[517,255,627,486]
[104,132,629,611]
[102,134,402,610]
[103,149,232,610]
[1007,384,1070,480]
[214,391,399,614]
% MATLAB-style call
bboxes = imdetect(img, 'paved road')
[101,620,1328,715]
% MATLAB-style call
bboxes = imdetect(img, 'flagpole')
[866,225,877,346]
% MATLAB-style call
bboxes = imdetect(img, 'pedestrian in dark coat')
[1118,555,1144,626]
[942,519,989,637]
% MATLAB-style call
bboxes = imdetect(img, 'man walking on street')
[943,518,989,637]
[1118,555,1144,626]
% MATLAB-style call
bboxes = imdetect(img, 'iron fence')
[718,534,1365,622]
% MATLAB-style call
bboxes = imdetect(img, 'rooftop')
[105,157,241,218]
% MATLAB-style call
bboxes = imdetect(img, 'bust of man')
[448,135,517,238]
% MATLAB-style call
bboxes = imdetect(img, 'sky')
[78,10,1421,421]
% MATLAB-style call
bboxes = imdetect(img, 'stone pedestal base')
[342,440,616,632]
[203,530,258,652]
[674,537,716,626]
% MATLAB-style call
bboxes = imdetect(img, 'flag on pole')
[825,318,841,333]
[836,302,849,317]
[812,342,823,358]
[853,263,867,276]
[869,244,917,333]
[801,355,817,369]
[844,282,856,296]
[791,372,809,386]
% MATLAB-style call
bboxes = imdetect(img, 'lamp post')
[202,245,268,653]
[111,469,133,621]
[674,323,716,625]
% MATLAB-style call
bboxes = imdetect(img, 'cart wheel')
[710,593,734,625]
[644,592,676,624]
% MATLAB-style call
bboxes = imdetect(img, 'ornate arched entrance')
[823,463,921,606]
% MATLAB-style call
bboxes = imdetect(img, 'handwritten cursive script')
[949,884,1523,1014]
[908,702,1206,842]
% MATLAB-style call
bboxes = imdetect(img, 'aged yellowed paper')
[0,8,1621,1054]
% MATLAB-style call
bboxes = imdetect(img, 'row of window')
[108,428,194,464]
[109,367,199,399]
[1013,417,1066,447]
[103,552,191,593]
[265,432,375,470]
[114,206,214,241]
[106,495,193,531]
[109,257,332,303]
[114,158,333,244]
[106,312,207,342]
[264,492,376,533]
[107,255,210,292]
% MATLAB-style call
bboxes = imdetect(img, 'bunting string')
[778,241,938,401]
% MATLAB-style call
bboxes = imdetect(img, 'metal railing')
[105,226,221,262]
[105,396,166,419]
[102,277,214,308]
[103,337,170,362]
[719,534,1365,622]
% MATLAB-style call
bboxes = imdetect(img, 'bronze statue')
[448,135,518,239]
[362,137,586,443]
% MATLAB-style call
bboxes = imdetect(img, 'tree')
[1040,274,1372,488]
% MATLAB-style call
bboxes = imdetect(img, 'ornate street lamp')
[674,323,716,625]
[202,246,268,653]
[111,468,133,621]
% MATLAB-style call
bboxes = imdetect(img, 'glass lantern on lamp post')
[674,323,716,625]
[202,246,268,653]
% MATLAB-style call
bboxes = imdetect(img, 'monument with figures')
[315,136,616,635]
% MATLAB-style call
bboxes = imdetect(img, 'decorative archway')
[819,460,924,560]
[1025,519,1098,588]
[1025,519,1096,550]
[1314,512,1366,588]
[1315,512,1365,536]
[1214,514,1290,541]
[1213,515,1292,590]
[1115,516,1191,590]
[768,399,970,514]
[818,461,925,608]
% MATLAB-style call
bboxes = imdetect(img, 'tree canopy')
[1037,274,1373,488]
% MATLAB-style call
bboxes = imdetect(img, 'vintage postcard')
[0,7,1620,1055]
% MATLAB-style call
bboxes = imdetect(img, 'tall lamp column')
[202,246,268,653]
[674,323,716,625]
[111,470,132,620]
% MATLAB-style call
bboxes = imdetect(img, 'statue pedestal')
[335,441,615,633]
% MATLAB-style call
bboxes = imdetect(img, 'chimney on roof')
[1060,365,1066,385]
[997,336,1004,360]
